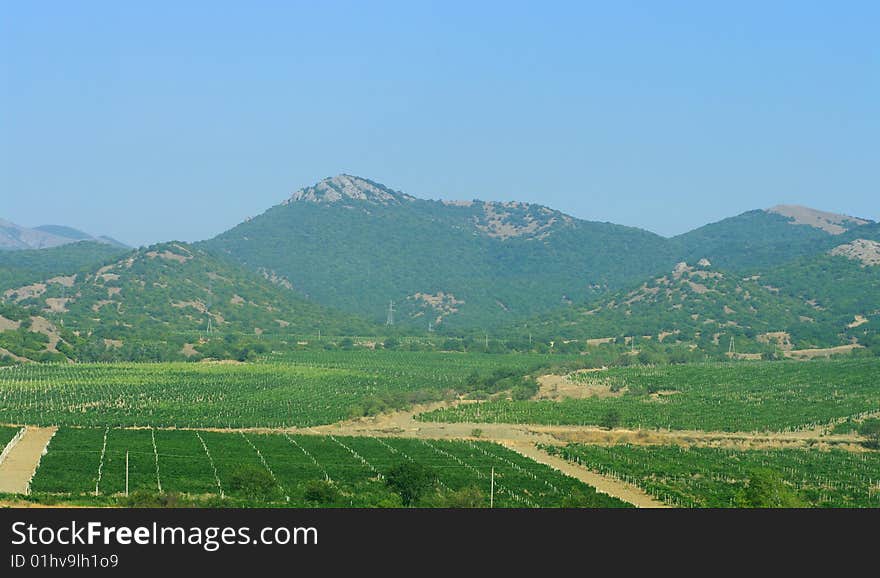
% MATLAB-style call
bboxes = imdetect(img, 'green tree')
[226,465,277,499]
[303,480,338,504]
[736,470,805,508]
[858,419,880,449]
[385,462,437,506]
[600,409,621,430]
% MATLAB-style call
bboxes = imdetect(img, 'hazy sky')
[2,1,877,247]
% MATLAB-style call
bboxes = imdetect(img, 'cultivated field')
[420,359,880,432]
[546,444,880,508]
[0,352,556,428]
[2,354,878,508]
[28,428,627,508]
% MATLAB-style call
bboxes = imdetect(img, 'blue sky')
[1,1,877,247]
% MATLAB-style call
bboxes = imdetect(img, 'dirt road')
[501,441,668,508]
[0,426,57,495]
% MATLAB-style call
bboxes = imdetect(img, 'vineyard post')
[490,466,495,508]
[125,451,129,497]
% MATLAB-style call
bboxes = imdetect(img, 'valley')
[1,175,878,509]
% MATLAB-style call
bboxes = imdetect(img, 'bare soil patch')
[848,315,869,328]
[0,316,21,332]
[47,275,76,287]
[29,317,61,352]
[758,331,793,350]
[534,370,621,401]
[44,297,70,313]
[784,344,863,359]
[4,283,46,302]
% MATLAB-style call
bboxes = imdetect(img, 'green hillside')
[204,174,676,330]
[520,258,860,355]
[0,242,373,363]
[759,239,880,350]
[0,241,127,291]
[672,206,874,272]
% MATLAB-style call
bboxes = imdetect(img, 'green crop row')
[546,443,880,508]
[0,352,557,428]
[27,427,628,508]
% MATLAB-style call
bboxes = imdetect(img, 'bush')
[385,462,437,506]
[303,480,338,504]
[858,418,880,449]
[735,470,805,508]
[443,486,485,508]
[600,409,621,430]
[226,465,277,499]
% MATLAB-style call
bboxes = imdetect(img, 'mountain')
[203,174,677,329]
[758,238,880,348]
[521,258,861,354]
[0,242,372,363]
[0,241,129,292]
[672,206,875,272]
[0,219,127,251]
[33,225,128,248]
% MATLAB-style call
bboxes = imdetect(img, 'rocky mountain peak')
[285,174,415,206]
[766,205,870,235]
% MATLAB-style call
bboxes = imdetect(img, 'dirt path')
[0,426,57,495]
[502,441,667,508]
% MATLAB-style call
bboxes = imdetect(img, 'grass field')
[27,427,628,508]
[420,359,880,432]
[546,443,880,508]
[0,351,559,428]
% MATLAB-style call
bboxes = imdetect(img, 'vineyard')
[0,351,555,428]
[420,359,880,432]
[28,427,628,508]
[2,354,879,509]
[546,443,880,508]
[0,426,20,453]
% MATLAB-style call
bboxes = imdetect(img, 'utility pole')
[206,278,214,336]
[484,331,489,349]
[490,466,495,508]
[729,335,736,356]
[385,300,395,326]
[125,451,129,497]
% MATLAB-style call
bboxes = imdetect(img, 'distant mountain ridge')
[2,174,877,361]
[0,219,127,251]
